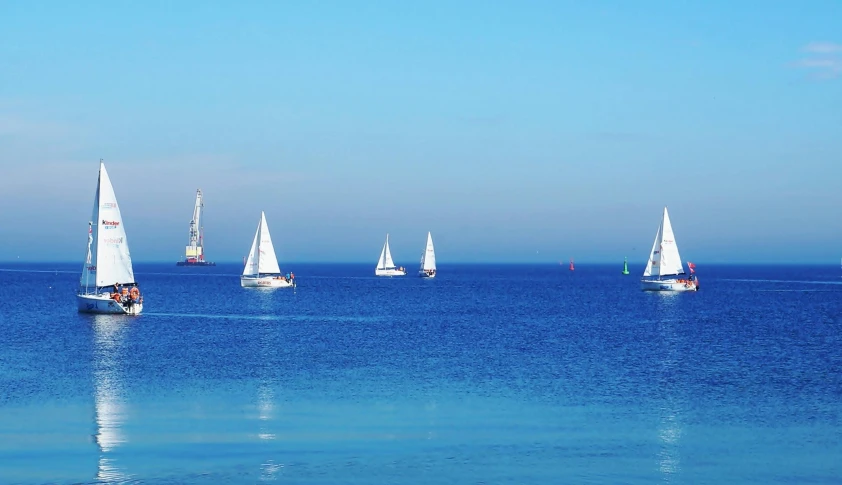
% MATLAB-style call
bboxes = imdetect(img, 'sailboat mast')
[658,211,665,280]
[90,162,103,291]
[84,222,93,294]
[256,217,262,276]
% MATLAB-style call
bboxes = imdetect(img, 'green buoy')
[622,257,629,275]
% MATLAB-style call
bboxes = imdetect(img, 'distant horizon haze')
[0,260,838,267]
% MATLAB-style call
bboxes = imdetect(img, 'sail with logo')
[77,161,144,314]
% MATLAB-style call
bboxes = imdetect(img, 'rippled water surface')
[1,263,840,484]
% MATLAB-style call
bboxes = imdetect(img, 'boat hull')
[176,261,216,266]
[77,293,143,315]
[240,275,295,288]
[375,268,406,276]
[640,278,698,292]
[418,270,436,278]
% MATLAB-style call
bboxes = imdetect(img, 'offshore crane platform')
[176,189,216,266]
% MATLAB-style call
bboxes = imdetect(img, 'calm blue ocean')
[0,263,840,484]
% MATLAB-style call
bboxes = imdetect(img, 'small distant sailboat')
[77,161,143,314]
[375,234,406,276]
[241,212,295,288]
[418,232,436,278]
[622,257,630,275]
[640,207,698,291]
[569,259,575,271]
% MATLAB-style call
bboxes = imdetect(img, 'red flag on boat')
[687,261,696,273]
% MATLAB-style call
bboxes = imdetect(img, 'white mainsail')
[80,162,135,290]
[243,212,281,276]
[643,207,685,278]
[377,234,396,270]
[420,232,436,271]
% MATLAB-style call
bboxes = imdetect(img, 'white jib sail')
[643,207,685,278]
[80,162,135,289]
[420,232,436,271]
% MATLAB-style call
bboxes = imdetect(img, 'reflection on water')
[94,372,124,453]
[425,400,438,441]
[92,315,132,483]
[258,383,281,482]
[257,383,276,441]
[261,459,283,482]
[658,405,682,479]
[253,286,282,314]
[655,295,683,482]
[257,380,283,482]
[96,457,128,484]
[256,316,283,482]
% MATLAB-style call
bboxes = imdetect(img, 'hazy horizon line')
[0,260,838,266]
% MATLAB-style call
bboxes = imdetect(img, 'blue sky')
[1,1,840,263]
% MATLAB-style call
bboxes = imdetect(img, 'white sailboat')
[77,161,143,314]
[641,207,699,292]
[241,211,295,288]
[418,231,436,278]
[375,234,406,276]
